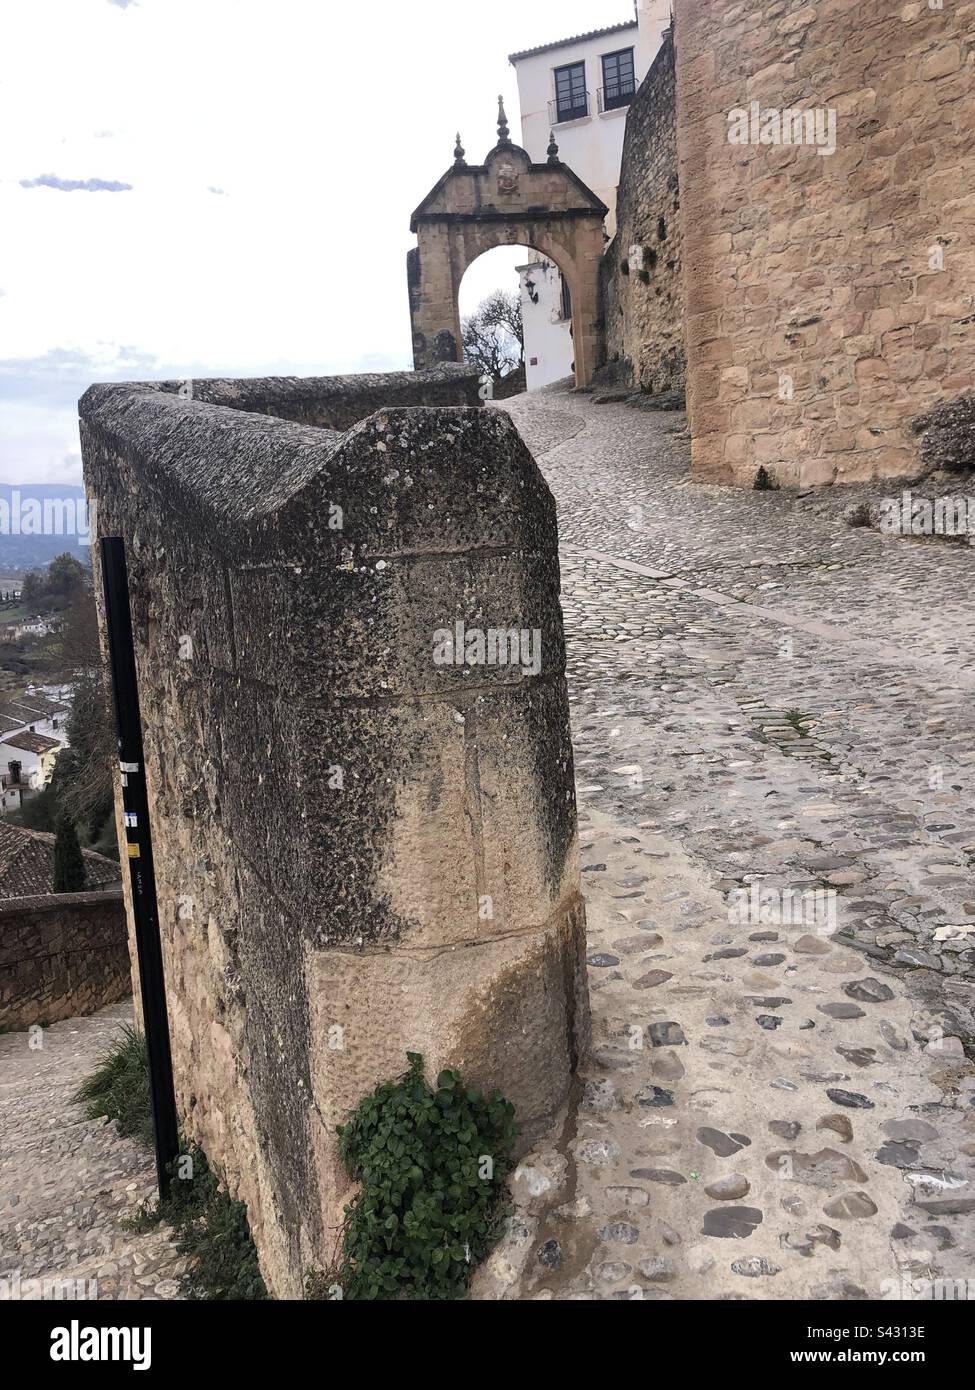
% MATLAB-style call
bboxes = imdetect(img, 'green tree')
[46,552,87,599]
[20,570,45,604]
[53,813,87,893]
[7,783,57,833]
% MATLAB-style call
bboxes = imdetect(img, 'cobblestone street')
[3,382,974,1302]
[0,1001,182,1300]
[477,381,975,1299]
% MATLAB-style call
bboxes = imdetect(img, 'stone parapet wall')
[600,27,685,396]
[80,368,589,1297]
[675,0,975,486]
[0,889,129,1030]
[157,365,483,429]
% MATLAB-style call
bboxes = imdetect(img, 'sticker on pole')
[127,843,141,859]
[120,761,140,773]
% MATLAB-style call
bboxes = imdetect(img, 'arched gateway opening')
[407,99,608,390]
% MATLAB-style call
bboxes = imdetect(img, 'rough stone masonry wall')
[0,889,129,1030]
[166,368,483,429]
[600,27,685,396]
[80,366,589,1298]
[676,0,975,486]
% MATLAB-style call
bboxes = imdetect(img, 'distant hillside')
[0,484,92,570]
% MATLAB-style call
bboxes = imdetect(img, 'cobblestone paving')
[4,382,974,1303]
[0,1000,183,1300]
[476,382,975,1300]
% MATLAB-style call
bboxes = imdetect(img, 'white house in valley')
[0,730,60,812]
[0,690,70,810]
[507,1,672,388]
[0,694,70,744]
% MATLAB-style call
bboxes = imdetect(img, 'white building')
[508,2,672,388]
[509,3,671,231]
[516,259,573,392]
[0,693,70,744]
[1,770,32,814]
[0,730,60,812]
[3,612,61,641]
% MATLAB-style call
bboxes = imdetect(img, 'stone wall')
[600,27,685,396]
[0,889,129,1030]
[676,0,975,486]
[165,366,483,428]
[80,367,589,1297]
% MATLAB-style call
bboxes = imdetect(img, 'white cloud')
[20,174,134,192]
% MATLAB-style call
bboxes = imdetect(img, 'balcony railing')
[598,84,635,113]
[2,770,41,791]
[548,92,590,125]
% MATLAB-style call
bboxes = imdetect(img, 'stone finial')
[497,94,511,145]
[547,129,560,164]
[453,132,466,165]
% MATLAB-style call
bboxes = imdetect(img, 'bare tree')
[480,289,523,363]
[462,288,524,382]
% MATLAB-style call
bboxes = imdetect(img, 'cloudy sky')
[1,0,633,486]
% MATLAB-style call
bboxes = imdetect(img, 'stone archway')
[408,101,608,389]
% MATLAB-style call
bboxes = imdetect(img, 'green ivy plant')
[334,1052,518,1300]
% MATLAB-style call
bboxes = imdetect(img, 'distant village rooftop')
[1,730,60,754]
[0,824,122,899]
[0,695,69,723]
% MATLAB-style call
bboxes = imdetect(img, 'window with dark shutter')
[601,48,635,111]
[554,61,588,122]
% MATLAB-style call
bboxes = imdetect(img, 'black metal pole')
[99,536,180,1200]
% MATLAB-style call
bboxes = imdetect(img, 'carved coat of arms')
[497,163,519,195]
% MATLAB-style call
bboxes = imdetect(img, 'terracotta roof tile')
[0,824,122,899]
[0,694,69,724]
[0,730,60,754]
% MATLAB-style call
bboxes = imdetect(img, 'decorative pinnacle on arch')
[453,132,466,165]
[547,129,560,163]
[497,94,511,145]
